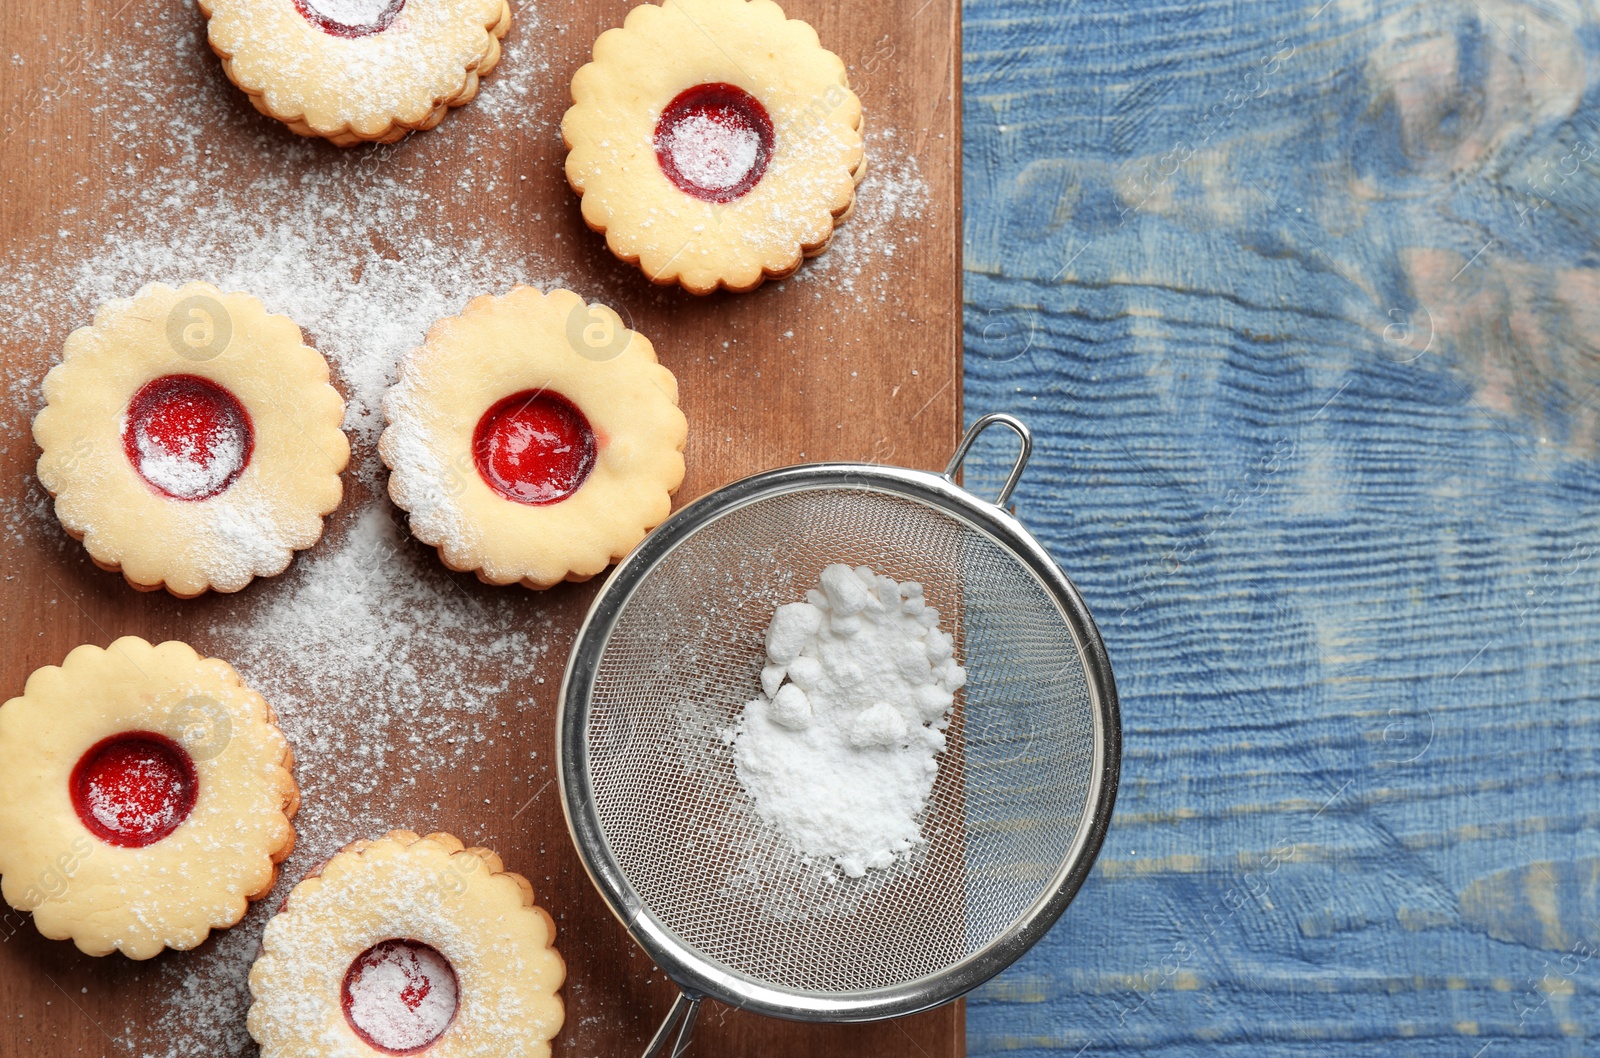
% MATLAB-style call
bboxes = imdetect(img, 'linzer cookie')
[562,0,865,294]
[379,286,687,589]
[0,637,299,959]
[33,283,349,597]
[247,830,565,1058]
[199,0,512,146]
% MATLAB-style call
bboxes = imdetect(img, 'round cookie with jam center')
[33,282,349,597]
[562,0,865,294]
[0,637,299,959]
[200,0,511,146]
[379,286,687,589]
[247,830,565,1058]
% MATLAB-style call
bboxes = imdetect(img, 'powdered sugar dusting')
[83,766,184,836]
[79,745,192,841]
[301,0,401,29]
[129,415,247,501]
[208,501,304,583]
[343,940,458,1052]
[1,11,557,449]
[662,112,760,192]
[377,387,473,554]
[789,126,929,303]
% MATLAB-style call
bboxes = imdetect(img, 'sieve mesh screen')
[584,487,1098,994]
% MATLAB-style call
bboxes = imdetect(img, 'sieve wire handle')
[943,413,1033,507]
[640,992,700,1058]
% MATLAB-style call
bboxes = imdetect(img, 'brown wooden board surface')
[0,0,961,1055]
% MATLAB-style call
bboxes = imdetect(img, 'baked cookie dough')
[379,286,687,589]
[0,637,299,959]
[200,0,512,145]
[34,282,349,597]
[248,830,564,1057]
[563,0,865,293]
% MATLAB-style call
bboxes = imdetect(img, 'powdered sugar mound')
[732,564,965,878]
[661,113,760,192]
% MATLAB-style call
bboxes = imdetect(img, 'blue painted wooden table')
[960,1,1600,1053]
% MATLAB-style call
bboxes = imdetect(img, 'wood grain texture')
[961,0,1600,1054]
[0,0,962,1055]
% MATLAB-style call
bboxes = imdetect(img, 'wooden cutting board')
[0,0,962,1055]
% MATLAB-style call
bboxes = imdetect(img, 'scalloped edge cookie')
[248,830,565,1058]
[200,0,511,146]
[33,282,349,598]
[563,0,865,294]
[0,637,299,959]
[379,286,687,589]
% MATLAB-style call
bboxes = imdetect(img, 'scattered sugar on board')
[0,5,929,1055]
[786,127,929,304]
[731,563,965,878]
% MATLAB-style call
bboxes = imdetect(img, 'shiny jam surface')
[341,939,459,1054]
[654,82,775,202]
[472,390,597,505]
[70,732,198,848]
[122,374,253,501]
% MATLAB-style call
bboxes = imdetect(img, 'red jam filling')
[472,390,597,506]
[342,939,459,1054]
[654,83,775,202]
[70,732,198,848]
[122,374,253,501]
[292,0,406,37]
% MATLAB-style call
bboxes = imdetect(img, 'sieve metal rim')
[557,455,1121,1024]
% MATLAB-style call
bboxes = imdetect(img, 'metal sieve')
[557,414,1121,1055]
